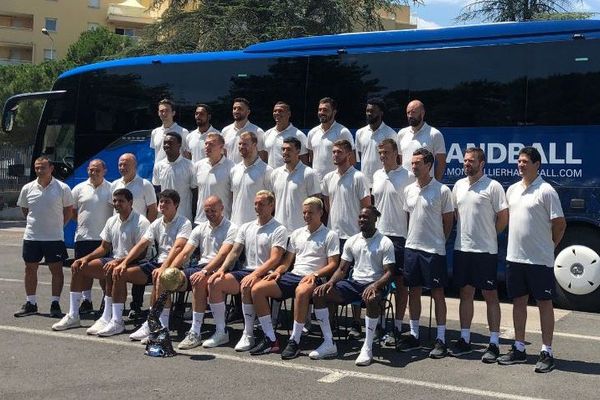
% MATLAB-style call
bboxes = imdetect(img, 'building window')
[115,27,136,37]
[88,22,100,30]
[44,48,56,61]
[44,18,57,32]
[88,0,100,8]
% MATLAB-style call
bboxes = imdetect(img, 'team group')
[14,96,566,373]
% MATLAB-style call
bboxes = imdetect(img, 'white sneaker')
[129,322,150,341]
[234,333,255,352]
[52,314,81,331]
[97,319,125,337]
[355,347,373,366]
[202,330,230,348]
[178,331,203,350]
[86,318,109,335]
[309,341,338,360]
[141,337,149,345]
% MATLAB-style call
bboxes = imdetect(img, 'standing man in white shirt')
[150,99,190,168]
[15,156,74,318]
[397,100,446,181]
[194,133,235,224]
[185,103,221,164]
[71,159,114,314]
[497,146,566,373]
[399,148,454,359]
[206,191,288,351]
[270,137,321,233]
[372,139,414,343]
[355,98,397,189]
[264,101,308,168]
[222,98,267,164]
[152,132,197,222]
[451,147,508,362]
[230,131,273,226]
[306,97,355,182]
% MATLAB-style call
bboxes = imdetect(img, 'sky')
[411,0,600,29]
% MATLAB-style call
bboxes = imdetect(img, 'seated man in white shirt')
[250,197,339,358]
[311,206,395,366]
[206,190,288,351]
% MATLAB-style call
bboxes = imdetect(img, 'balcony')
[0,58,32,66]
[107,0,157,26]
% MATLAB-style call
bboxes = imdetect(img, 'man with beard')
[185,103,221,163]
[222,98,267,164]
[264,101,309,168]
[150,99,190,169]
[397,100,446,181]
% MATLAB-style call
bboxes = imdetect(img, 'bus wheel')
[554,226,600,311]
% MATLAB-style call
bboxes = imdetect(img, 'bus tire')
[553,225,600,312]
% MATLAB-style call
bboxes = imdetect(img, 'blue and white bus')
[3,20,600,311]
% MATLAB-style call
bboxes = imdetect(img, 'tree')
[65,26,135,65]
[133,0,414,54]
[456,0,590,22]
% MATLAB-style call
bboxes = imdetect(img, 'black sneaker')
[383,328,401,347]
[249,336,280,355]
[397,334,421,352]
[14,301,38,317]
[481,343,500,364]
[348,321,362,340]
[128,307,143,320]
[429,339,448,359]
[497,345,527,365]
[281,338,301,360]
[50,301,63,318]
[79,299,94,315]
[534,351,555,373]
[449,338,473,357]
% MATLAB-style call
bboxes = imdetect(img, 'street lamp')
[41,27,55,60]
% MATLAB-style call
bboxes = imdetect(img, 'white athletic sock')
[69,292,82,318]
[515,340,526,352]
[410,319,420,339]
[191,312,204,335]
[101,296,113,321]
[437,325,446,343]
[489,331,500,345]
[82,290,92,302]
[460,328,471,343]
[395,319,403,331]
[210,302,226,334]
[51,296,60,303]
[364,316,378,351]
[111,303,124,323]
[159,309,170,330]
[315,308,333,344]
[541,344,553,356]
[241,303,256,336]
[291,321,304,344]
[259,315,276,341]
[26,295,37,305]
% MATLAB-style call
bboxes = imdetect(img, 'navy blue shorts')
[22,240,67,264]
[276,272,304,299]
[230,269,252,282]
[453,250,498,290]
[387,236,406,274]
[403,248,448,289]
[74,240,102,259]
[183,263,208,290]
[334,279,373,304]
[139,260,161,284]
[506,262,556,301]
[99,257,115,267]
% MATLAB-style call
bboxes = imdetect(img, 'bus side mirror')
[2,105,18,133]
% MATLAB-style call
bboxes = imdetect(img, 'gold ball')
[159,268,185,291]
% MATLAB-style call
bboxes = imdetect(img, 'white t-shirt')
[403,178,454,255]
[264,124,308,168]
[72,178,114,242]
[342,230,395,284]
[506,176,564,268]
[372,166,414,238]
[230,157,273,226]
[235,218,288,271]
[355,122,397,187]
[110,175,156,218]
[188,218,237,265]
[322,166,370,239]
[18,177,74,241]
[453,175,508,254]
[397,122,445,177]
[288,224,340,277]
[152,156,196,221]
[185,126,221,163]
[306,121,354,181]
[222,121,265,164]
[270,162,321,233]
[194,156,235,224]
[143,214,192,263]
[150,122,190,165]
[100,211,150,259]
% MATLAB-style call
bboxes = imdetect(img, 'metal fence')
[0,145,32,192]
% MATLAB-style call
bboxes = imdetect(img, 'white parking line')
[0,325,549,400]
